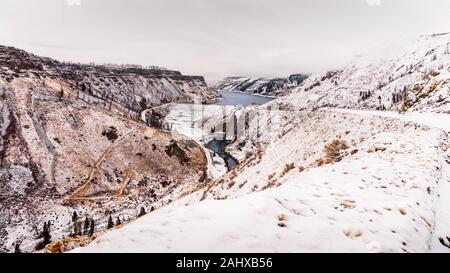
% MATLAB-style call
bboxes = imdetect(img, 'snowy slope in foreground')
[74,110,449,253]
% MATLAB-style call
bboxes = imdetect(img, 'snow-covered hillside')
[282,33,450,113]
[71,33,450,253]
[75,109,449,253]
[215,74,308,96]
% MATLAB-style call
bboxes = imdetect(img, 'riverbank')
[160,91,275,175]
[206,139,238,170]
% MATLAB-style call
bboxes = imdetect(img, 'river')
[161,91,274,171]
[206,91,274,170]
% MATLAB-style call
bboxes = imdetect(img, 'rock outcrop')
[0,45,219,118]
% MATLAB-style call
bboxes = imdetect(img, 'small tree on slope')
[107,215,114,229]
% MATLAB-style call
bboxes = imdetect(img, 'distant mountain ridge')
[214,74,309,96]
[278,33,450,113]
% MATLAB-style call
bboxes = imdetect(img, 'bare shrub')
[367,146,387,153]
[324,139,348,162]
[261,180,278,190]
[267,173,276,180]
[245,150,254,159]
[101,126,119,142]
[278,214,288,221]
[281,162,295,176]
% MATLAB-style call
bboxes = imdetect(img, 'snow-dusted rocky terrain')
[215,74,308,96]
[0,34,450,252]
[0,46,218,253]
[74,33,450,253]
[282,33,450,113]
[75,109,449,253]
[0,45,219,112]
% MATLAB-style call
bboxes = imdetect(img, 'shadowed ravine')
[205,139,237,170]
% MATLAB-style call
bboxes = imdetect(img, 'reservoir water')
[215,91,274,106]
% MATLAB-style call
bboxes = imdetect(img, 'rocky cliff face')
[214,74,308,96]
[0,46,219,116]
[0,46,212,252]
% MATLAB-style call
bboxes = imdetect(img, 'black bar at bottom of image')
[0,252,438,272]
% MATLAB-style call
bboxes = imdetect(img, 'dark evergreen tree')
[89,219,95,236]
[107,215,114,229]
[72,211,78,223]
[138,207,146,217]
[14,242,21,253]
[41,222,51,246]
[116,217,121,226]
[139,97,148,110]
[83,217,90,235]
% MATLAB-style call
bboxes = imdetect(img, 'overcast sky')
[0,0,449,83]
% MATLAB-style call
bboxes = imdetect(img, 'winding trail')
[328,108,450,132]
[63,131,133,203]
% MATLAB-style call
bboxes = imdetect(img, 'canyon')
[1,32,449,253]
